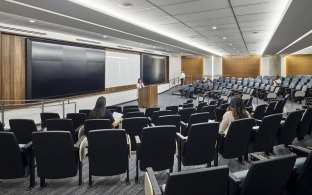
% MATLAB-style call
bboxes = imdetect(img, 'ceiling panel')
[148,0,196,7]
[185,17,236,28]
[175,8,232,22]
[233,2,280,15]
[231,0,277,7]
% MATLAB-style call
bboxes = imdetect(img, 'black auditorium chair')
[245,106,253,114]
[150,110,172,125]
[180,112,210,136]
[0,132,35,188]
[0,121,4,131]
[31,131,85,187]
[202,105,217,120]
[287,145,312,195]
[177,122,219,171]
[182,103,194,108]
[297,108,312,141]
[220,103,230,110]
[66,113,87,129]
[158,115,181,132]
[196,102,207,113]
[79,109,91,119]
[273,100,283,114]
[248,114,282,156]
[145,166,229,195]
[229,154,296,195]
[88,129,130,186]
[123,108,140,114]
[46,118,78,142]
[122,117,148,151]
[179,107,196,123]
[123,111,145,119]
[277,110,304,146]
[264,101,276,116]
[145,107,160,118]
[135,126,176,182]
[218,118,255,162]
[40,112,60,129]
[165,106,179,115]
[106,105,122,113]
[84,119,112,137]
[9,119,38,144]
[123,105,139,112]
[252,104,268,120]
[214,109,227,122]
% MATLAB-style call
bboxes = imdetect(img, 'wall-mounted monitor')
[141,54,167,85]
[27,40,105,99]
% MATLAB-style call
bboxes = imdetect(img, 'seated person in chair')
[219,97,251,136]
[272,75,282,86]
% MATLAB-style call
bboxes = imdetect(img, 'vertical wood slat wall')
[222,56,260,78]
[181,56,203,83]
[286,55,312,75]
[0,34,26,104]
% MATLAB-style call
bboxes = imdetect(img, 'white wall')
[204,56,212,76]
[169,54,181,80]
[281,55,287,77]
[212,56,222,78]
[260,56,270,76]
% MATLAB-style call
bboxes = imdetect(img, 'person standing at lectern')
[137,78,145,89]
[180,71,185,86]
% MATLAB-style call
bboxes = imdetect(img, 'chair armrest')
[288,145,311,155]
[250,153,268,161]
[135,136,141,146]
[75,124,83,133]
[74,135,86,148]
[180,121,187,127]
[176,132,187,142]
[228,172,241,195]
[20,141,33,152]
[149,123,156,127]
[126,134,131,156]
[145,167,162,195]
[78,137,88,162]
[147,117,152,122]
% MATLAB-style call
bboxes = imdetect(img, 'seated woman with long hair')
[89,96,122,127]
[219,97,251,136]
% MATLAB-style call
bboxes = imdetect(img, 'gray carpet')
[1,89,311,195]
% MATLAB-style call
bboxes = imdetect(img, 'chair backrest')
[264,102,276,116]
[183,103,194,108]
[0,132,26,179]
[145,107,160,118]
[84,119,112,136]
[140,126,176,171]
[186,99,193,104]
[40,112,60,128]
[32,131,78,179]
[151,110,173,125]
[88,129,128,176]
[106,105,122,113]
[294,152,312,195]
[214,109,226,122]
[220,103,229,110]
[240,154,296,195]
[78,109,91,119]
[46,119,76,141]
[252,114,283,152]
[209,100,216,105]
[123,105,139,111]
[9,119,37,144]
[164,166,229,195]
[165,106,179,114]
[179,108,196,123]
[247,97,253,107]
[123,108,140,114]
[158,115,181,132]
[123,111,145,119]
[202,105,217,120]
[0,122,4,131]
[183,122,219,165]
[122,117,148,151]
[253,104,268,120]
[186,113,210,135]
[279,110,304,145]
[245,107,252,114]
[66,113,87,129]
[297,108,312,140]
[197,102,207,112]
[221,118,254,158]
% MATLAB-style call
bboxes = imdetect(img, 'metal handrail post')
[62,100,65,118]
[1,102,4,125]
[74,102,77,113]
[41,100,44,113]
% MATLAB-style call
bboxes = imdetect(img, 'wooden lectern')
[138,84,158,108]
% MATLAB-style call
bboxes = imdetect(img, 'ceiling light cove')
[68,0,222,56]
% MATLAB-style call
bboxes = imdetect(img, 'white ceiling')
[0,0,292,56]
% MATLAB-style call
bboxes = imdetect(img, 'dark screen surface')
[141,54,166,85]
[28,40,105,99]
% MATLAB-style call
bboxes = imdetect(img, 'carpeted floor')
[1,88,311,195]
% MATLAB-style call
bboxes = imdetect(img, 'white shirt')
[137,82,145,88]
[180,72,185,79]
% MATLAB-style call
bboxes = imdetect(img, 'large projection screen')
[27,40,105,99]
[141,54,167,85]
[105,51,140,88]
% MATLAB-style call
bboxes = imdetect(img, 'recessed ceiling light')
[222,37,227,40]
[229,43,232,46]
[29,20,36,23]
[118,2,133,8]
[152,46,156,48]
[233,48,236,50]
[102,35,107,38]
[212,26,217,30]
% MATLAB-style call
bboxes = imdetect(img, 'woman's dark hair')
[89,96,106,119]
[227,97,249,119]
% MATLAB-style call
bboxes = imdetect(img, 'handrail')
[0,99,77,125]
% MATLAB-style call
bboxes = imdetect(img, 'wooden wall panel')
[286,55,312,75]
[222,56,260,78]
[181,56,203,83]
[1,34,26,103]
